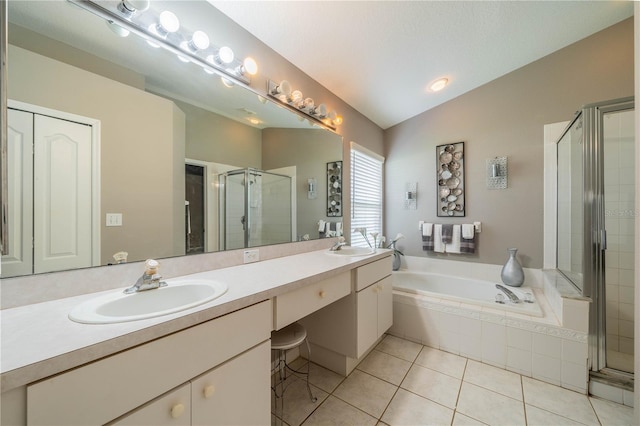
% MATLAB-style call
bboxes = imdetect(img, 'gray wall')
[262,128,343,239]
[384,18,634,268]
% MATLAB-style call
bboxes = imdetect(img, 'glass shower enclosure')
[219,168,292,250]
[556,97,635,385]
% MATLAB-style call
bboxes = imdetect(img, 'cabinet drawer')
[191,341,270,425]
[27,300,272,426]
[274,272,350,330]
[354,256,392,292]
[110,383,191,426]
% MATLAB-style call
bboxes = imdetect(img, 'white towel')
[462,223,475,239]
[336,222,343,236]
[324,222,331,234]
[433,224,444,253]
[446,225,462,253]
[422,222,433,237]
[318,220,325,232]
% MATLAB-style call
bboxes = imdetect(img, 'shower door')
[219,169,292,250]
[557,97,635,381]
[600,105,635,374]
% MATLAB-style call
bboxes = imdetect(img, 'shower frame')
[558,97,635,387]
[219,167,292,250]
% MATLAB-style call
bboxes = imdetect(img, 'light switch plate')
[243,249,259,263]
[106,213,123,227]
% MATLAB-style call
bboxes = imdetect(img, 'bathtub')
[392,270,543,317]
[388,263,589,394]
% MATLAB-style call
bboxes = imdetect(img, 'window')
[350,142,384,248]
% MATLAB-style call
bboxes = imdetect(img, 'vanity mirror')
[2,1,343,278]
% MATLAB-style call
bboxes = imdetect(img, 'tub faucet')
[330,237,346,251]
[495,284,521,303]
[124,259,168,294]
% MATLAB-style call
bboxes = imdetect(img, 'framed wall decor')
[436,142,465,217]
[327,161,342,217]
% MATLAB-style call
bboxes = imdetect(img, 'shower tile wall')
[260,177,292,245]
[603,110,635,367]
[226,178,246,250]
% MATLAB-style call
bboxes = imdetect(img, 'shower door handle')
[601,229,607,250]
[240,215,246,231]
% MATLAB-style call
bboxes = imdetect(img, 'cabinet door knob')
[171,403,185,418]
[318,290,326,298]
[203,385,215,398]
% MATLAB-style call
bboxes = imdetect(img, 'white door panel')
[2,109,34,277]
[33,115,92,274]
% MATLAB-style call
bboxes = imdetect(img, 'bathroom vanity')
[0,249,392,425]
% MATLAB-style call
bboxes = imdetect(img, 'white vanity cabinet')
[109,383,192,426]
[26,301,271,426]
[300,255,392,375]
[356,276,393,358]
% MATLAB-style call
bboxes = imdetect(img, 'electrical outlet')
[106,213,123,227]
[243,249,259,264]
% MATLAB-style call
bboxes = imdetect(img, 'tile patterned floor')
[272,335,634,426]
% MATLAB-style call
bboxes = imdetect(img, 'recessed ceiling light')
[429,78,449,92]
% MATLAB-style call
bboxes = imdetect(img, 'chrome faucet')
[495,284,521,303]
[330,237,346,251]
[124,259,168,294]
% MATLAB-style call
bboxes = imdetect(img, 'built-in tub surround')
[389,256,590,394]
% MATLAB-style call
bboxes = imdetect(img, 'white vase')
[501,248,524,287]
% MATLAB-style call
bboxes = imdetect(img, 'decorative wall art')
[436,142,465,217]
[327,161,342,217]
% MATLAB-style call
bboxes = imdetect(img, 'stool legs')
[271,337,317,423]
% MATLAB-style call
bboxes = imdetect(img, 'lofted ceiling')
[210,1,634,130]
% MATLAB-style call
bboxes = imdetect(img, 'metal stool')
[271,322,317,421]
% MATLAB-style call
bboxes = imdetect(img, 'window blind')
[350,142,384,248]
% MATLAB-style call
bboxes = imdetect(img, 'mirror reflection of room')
[3,1,342,278]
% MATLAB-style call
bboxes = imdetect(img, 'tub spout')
[495,284,521,303]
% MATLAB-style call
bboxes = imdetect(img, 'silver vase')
[501,248,524,287]
[392,252,402,271]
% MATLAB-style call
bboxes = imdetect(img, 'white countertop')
[0,249,390,392]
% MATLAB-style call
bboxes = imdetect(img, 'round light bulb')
[333,115,343,125]
[217,46,234,64]
[314,103,327,118]
[243,57,258,75]
[190,30,210,51]
[291,90,303,106]
[328,111,337,121]
[106,21,130,37]
[303,98,314,110]
[221,77,235,88]
[159,11,179,33]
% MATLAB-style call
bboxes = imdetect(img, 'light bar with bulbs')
[67,0,258,86]
[267,80,342,130]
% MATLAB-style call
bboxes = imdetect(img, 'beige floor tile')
[463,360,523,401]
[302,395,377,426]
[400,364,461,409]
[290,359,345,394]
[272,377,328,426]
[452,412,487,425]
[358,350,412,385]
[522,377,599,425]
[333,370,398,419]
[381,388,453,426]
[415,346,468,379]
[525,404,585,426]
[457,382,525,426]
[590,396,635,426]
[376,334,423,362]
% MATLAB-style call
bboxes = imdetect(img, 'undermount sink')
[68,279,228,324]
[327,246,375,256]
